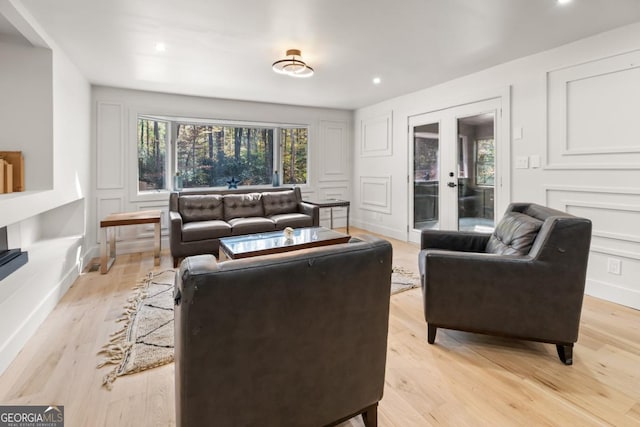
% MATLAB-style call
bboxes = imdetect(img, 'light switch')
[515,156,529,169]
[513,126,523,140]
[530,155,541,168]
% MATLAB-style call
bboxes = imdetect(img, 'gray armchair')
[174,235,392,427]
[418,203,592,365]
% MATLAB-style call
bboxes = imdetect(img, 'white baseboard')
[351,219,407,241]
[585,279,640,310]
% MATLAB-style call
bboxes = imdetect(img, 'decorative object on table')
[283,226,294,242]
[272,170,279,186]
[226,176,239,189]
[98,269,175,389]
[0,151,24,193]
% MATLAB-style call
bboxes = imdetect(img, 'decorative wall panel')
[360,176,391,214]
[96,196,123,242]
[319,121,349,182]
[96,102,125,188]
[546,50,640,169]
[361,112,392,157]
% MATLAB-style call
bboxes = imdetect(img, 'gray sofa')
[419,203,592,364]
[169,187,319,267]
[174,234,393,427]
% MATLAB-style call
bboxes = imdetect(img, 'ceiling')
[13,0,640,110]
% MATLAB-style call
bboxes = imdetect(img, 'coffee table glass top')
[219,226,350,260]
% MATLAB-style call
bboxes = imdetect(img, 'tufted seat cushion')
[262,190,298,216]
[485,212,543,255]
[179,195,224,223]
[271,212,314,229]
[223,193,264,220]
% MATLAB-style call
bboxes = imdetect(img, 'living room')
[1,0,640,425]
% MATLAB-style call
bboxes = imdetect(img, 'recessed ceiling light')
[557,0,572,4]
[155,42,166,52]
[372,77,381,85]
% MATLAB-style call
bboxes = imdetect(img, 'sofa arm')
[298,202,320,226]
[420,229,491,252]
[169,211,184,250]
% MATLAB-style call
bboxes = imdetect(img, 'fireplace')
[0,226,28,281]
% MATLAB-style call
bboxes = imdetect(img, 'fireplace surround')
[0,226,28,281]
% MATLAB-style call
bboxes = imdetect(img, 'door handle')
[447,182,457,188]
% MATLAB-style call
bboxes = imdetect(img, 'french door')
[409,98,501,243]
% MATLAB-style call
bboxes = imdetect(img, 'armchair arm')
[420,229,491,252]
[298,201,320,226]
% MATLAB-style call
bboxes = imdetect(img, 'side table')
[100,210,161,274]
[303,199,350,234]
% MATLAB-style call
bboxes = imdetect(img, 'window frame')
[135,115,310,195]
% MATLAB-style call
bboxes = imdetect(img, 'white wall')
[354,22,640,309]
[91,86,352,255]
[0,11,91,374]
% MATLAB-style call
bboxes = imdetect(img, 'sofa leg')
[173,257,180,268]
[361,403,378,427]
[427,324,437,344]
[556,343,573,365]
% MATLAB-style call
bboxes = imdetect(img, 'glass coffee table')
[218,226,351,260]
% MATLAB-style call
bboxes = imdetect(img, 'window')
[475,138,495,186]
[138,118,168,191]
[281,127,308,185]
[136,117,308,192]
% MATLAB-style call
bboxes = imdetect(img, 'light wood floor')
[1,228,639,426]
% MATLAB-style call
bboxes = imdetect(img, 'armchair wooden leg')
[361,403,378,427]
[173,257,180,268]
[556,343,574,365]
[427,324,437,344]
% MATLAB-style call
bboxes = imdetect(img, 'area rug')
[391,266,421,295]
[98,265,419,388]
[98,269,175,389]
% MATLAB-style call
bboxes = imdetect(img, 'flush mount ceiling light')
[272,49,314,78]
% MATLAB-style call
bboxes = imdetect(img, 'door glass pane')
[414,123,439,230]
[457,113,495,232]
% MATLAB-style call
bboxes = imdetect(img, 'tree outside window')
[475,139,495,186]
[137,117,308,192]
[138,119,167,191]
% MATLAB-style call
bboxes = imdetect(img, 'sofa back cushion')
[262,190,298,216]
[179,195,224,222]
[486,212,543,256]
[223,193,264,220]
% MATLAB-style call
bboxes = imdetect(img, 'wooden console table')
[100,210,161,274]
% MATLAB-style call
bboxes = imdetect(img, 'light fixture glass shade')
[272,49,314,78]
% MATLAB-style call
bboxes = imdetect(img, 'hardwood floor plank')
[0,229,638,426]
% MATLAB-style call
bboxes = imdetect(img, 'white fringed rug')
[391,266,421,295]
[98,269,175,389]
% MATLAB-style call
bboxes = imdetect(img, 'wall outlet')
[607,258,622,275]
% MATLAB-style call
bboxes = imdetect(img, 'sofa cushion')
[182,220,232,242]
[262,190,298,216]
[228,217,276,235]
[179,195,224,222]
[271,213,314,229]
[223,193,264,220]
[485,212,543,256]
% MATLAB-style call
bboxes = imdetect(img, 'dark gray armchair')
[418,203,592,365]
[175,235,392,427]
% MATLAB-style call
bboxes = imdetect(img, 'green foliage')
[138,118,308,190]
